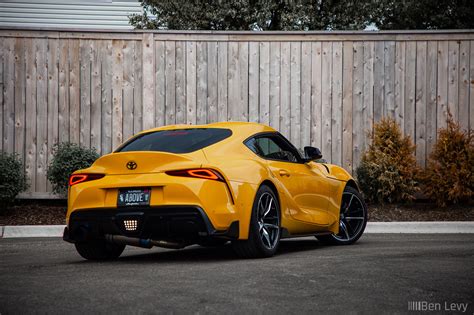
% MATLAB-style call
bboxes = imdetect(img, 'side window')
[246,135,301,163]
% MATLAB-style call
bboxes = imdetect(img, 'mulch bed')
[0,200,67,226]
[0,200,473,226]
[368,203,474,221]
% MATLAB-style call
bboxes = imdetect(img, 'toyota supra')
[64,122,367,259]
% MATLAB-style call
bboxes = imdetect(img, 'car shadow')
[68,238,330,264]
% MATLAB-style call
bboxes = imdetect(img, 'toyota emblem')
[126,161,137,170]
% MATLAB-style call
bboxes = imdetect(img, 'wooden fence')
[0,28,473,198]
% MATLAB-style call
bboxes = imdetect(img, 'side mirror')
[304,146,322,161]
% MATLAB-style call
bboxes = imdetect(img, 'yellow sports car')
[64,122,367,260]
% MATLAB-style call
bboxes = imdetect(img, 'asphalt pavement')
[1,234,473,314]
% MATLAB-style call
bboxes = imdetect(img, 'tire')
[74,240,125,260]
[232,185,281,258]
[317,186,367,245]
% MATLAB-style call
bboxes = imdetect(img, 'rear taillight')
[165,169,224,182]
[69,174,105,186]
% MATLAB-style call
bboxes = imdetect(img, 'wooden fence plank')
[133,40,143,133]
[101,40,112,154]
[362,41,374,150]
[248,42,259,123]
[280,42,291,138]
[155,40,165,127]
[122,40,134,141]
[3,37,15,153]
[290,41,301,148]
[342,41,353,173]
[269,42,281,130]
[447,40,459,121]
[24,38,36,192]
[321,41,332,162]
[36,38,48,191]
[352,41,364,171]
[332,42,343,165]
[239,41,249,122]
[68,39,80,144]
[142,33,154,129]
[12,38,25,175]
[394,41,406,127]
[111,39,123,150]
[301,41,311,147]
[0,38,2,84]
[217,42,228,122]
[14,38,26,162]
[415,41,427,168]
[227,42,239,121]
[90,39,101,152]
[196,41,208,124]
[426,41,438,160]
[270,42,281,130]
[165,41,176,125]
[0,38,3,152]
[175,41,186,124]
[207,42,218,123]
[310,41,322,148]
[58,39,69,144]
[373,41,385,122]
[185,41,196,125]
[458,41,470,130]
[79,39,91,148]
[384,41,396,118]
[259,42,270,125]
[437,41,449,129]
[471,41,474,131]
[405,41,416,140]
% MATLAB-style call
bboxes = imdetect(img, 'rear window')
[117,128,232,154]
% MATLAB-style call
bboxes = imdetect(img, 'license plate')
[117,188,151,207]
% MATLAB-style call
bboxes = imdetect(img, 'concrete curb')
[1,225,65,238]
[1,222,473,238]
[365,222,474,234]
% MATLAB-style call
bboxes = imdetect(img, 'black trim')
[243,131,306,164]
[280,227,332,239]
[65,206,239,244]
[63,226,72,243]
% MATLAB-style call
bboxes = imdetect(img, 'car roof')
[139,121,277,140]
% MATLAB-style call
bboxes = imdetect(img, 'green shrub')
[356,117,420,204]
[47,142,99,196]
[423,116,473,207]
[0,152,28,211]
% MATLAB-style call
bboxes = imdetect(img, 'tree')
[0,152,28,212]
[129,0,371,30]
[371,0,474,30]
[423,115,474,206]
[129,0,474,31]
[355,118,420,204]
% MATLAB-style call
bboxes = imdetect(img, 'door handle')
[279,169,290,177]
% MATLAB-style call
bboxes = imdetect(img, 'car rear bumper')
[64,205,239,245]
